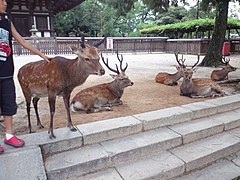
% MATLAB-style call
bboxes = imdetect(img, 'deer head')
[221,57,237,72]
[182,54,200,81]
[101,52,133,88]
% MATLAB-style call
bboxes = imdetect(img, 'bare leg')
[3,115,13,134]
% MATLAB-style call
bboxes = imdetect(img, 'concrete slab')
[45,144,111,180]
[175,159,240,180]
[77,116,142,145]
[72,168,122,180]
[168,116,224,144]
[180,101,218,119]
[116,151,185,180]
[170,131,240,172]
[210,110,240,130]
[133,106,192,130]
[0,146,47,180]
[207,94,240,113]
[101,127,181,164]
[18,127,83,155]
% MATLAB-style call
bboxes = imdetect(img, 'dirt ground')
[0,53,240,137]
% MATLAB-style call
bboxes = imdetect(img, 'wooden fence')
[12,37,240,56]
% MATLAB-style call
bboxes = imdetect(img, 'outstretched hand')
[43,55,50,63]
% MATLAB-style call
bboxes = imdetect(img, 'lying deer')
[17,36,106,138]
[179,56,226,98]
[70,52,133,113]
[155,52,185,86]
[211,57,237,81]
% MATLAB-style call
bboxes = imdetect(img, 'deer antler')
[94,35,107,47]
[117,51,128,72]
[101,53,120,74]
[192,54,200,68]
[222,56,230,64]
[81,36,86,48]
[174,52,186,68]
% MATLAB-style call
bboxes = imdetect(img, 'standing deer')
[179,56,226,98]
[211,57,237,81]
[155,52,186,86]
[17,36,106,138]
[70,52,133,113]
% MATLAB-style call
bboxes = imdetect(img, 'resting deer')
[70,52,133,113]
[155,52,185,86]
[179,56,226,98]
[17,36,106,138]
[211,57,237,81]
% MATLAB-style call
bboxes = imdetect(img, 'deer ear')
[68,46,82,54]
[109,74,117,79]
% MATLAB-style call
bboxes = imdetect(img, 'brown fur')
[71,53,133,113]
[211,64,237,81]
[155,66,184,86]
[17,37,106,138]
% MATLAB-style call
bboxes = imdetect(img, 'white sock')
[5,133,13,140]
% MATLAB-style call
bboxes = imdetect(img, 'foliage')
[140,18,240,36]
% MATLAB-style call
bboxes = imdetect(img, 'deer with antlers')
[17,36,106,138]
[179,55,226,98]
[70,52,133,113]
[211,57,237,81]
[155,52,185,86]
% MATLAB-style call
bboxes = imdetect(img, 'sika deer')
[211,57,237,81]
[180,56,226,98]
[17,36,106,138]
[70,52,133,113]
[155,52,185,86]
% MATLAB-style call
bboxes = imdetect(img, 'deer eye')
[85,58,90,61]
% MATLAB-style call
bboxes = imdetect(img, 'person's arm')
[11,22,50,62]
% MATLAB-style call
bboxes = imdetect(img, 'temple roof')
[8,0,85,14]
[52,0,85,13]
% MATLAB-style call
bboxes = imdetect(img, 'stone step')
[75,128,240,180]
[8,94,240,157]
[1,94,240,180]
[175,153,240,180]
[44,113,240,179]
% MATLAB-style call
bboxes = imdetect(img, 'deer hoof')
[70,126,77,132]
[37,124,44,129]
[49,133,56,139]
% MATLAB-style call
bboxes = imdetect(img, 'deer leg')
[63,93,77,132]
[32,97,44,129]
[26,98,32,133]
[48,96,56,139]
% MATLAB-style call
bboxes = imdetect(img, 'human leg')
[1,79,24,148]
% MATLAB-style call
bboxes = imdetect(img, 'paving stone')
[210,110,240,130]
[116,151,185,180]
[45,144,111,180]
[101,127,181,164]
[18,127,83,155]
[133,106,192,131]
[207,94,240,113]
[73,168,122,180]
[168,116,224,144]
[175,159,240,180]
[77,116,142,145]
[0,146,47,180]
[170,131,240,172]
[181,101,218,119]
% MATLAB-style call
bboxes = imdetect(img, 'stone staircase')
[1,94,240,180]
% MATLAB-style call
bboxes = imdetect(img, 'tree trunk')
[199,0,229,67]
